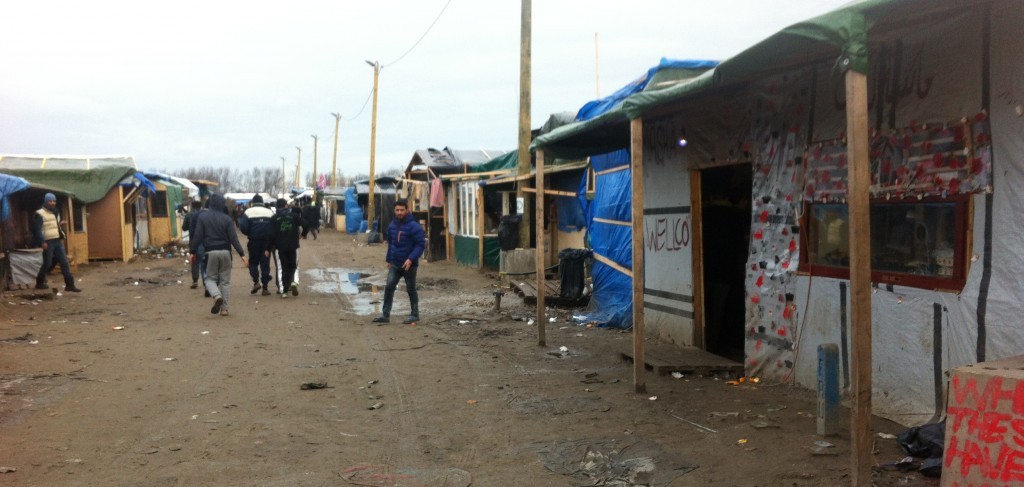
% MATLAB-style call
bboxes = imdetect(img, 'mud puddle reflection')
[306,268,379,315]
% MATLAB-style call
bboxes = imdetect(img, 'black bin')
[558,248,590,299]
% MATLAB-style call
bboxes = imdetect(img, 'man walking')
[33,193,81,293]
[239,194,274,296]
[190,194,248,316]
[185,199,207,291]
[265,198,305,298]
[301,202,321,240]
[373,199,424,324]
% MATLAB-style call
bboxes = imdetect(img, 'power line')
[341,86,375,121]
[382,0,453,68]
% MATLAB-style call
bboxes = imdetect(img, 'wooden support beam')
[630,118,646,394]
[845,69,873,487]
[477,185,485,269]
[535,149,546,347]
[521,187,576,197]
[690,170,706,350]
[593,251,632,278]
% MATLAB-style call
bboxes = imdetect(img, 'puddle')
[306,268,379,315]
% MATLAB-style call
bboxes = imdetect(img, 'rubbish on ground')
[201,331,210,335]
[749,377,761,383]
[163,357,176,361]
[736,439,748,445]
[367,380,378,385]
[671,414,717,433]
[648,396,658,401]
[527,319,534,325]
[548,317,556,322]
[559,346,568,352]
[466,400,478,405]
[368,402,383,410]
[877,432,897,439]
[671,372,685,379]
[0,467,17,473]
[300,382,328,390]
[575,333,583,337]
[752,421,779,429]
[29,340,39,345]
[532,437,696,486]
[814,440,835,448]
[112,326,125,330]
[709,411,739,418]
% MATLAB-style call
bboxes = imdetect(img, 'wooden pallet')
[508,278,589,307]
[620,343,744,378]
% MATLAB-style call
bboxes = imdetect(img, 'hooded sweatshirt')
[190,194,245,256]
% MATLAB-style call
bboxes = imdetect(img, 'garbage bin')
[558,248,591,299]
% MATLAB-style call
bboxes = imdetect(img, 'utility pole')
[330,112,341,188]
[311,134,319,202]
[366,60,380,238]
[294,147,302,190]
[280,156,286,198]
[516,0,532,248]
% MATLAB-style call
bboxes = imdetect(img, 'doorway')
[700,164,752,361]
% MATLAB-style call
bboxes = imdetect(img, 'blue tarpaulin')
[577,149,633,328]
[575,58,718,122]
[345,187,363,234]
[0,174,30,221]
[552,171,586,232]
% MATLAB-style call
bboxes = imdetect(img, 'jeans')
[247,239,271,286]
[382,264,418,318]
[36,239,75,287]
[191,244,207,283]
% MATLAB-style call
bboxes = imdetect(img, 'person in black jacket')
[190,194,248,316]
[239,194,275,296]
[265,198,305,298]
[300,203,321,240]
[185,200,207,290]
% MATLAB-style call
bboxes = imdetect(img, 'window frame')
[799,194,971,291]
[150,190,169,218]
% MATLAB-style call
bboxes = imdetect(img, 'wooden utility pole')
[367,60,380,237]
[595,32,601,98]
[280,156,286,198]
[535,149,546,346]
[630,118,646,394]
[294,147,302,190]
[311,134,319,201]
[845,68,873,486]
[330,113,341,188]
[516,0,532,248]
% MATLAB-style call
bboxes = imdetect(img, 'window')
[72,202,86,233]
[802,196,969,290]
[585,166,596,199]
[151,191,169,217]
[456,182,478,237]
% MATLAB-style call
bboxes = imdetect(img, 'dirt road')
[1,229,936,486]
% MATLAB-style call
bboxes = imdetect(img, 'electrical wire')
[382,0,453,68]
[340,86,375,122]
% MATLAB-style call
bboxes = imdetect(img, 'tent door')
[699,163,752,362]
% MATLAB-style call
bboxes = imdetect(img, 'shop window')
[151,191,169,217]
[802,196,969,290]
[456,182,479,237]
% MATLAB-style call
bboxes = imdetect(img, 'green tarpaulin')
[454,235,479,267]
[0,156,137,204]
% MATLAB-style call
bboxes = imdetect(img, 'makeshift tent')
[0,174,29,221]
[345,187,362,234]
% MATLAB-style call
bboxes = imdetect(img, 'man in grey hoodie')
[190,194,248,316]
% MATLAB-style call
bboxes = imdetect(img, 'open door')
[699,163,752,361]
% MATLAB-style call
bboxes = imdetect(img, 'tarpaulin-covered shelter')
[0,173,31,289]
[536,0,1024,455]
[354,177,399,236]
[138,172,188,249]
[404,148,510,262]
[0,155,141,263]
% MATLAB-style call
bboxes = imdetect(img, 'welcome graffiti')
[944,371,1024,486]
[644,215,690,252]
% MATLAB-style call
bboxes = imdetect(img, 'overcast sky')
[0,0,852,182]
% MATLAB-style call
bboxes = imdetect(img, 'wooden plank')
[521,187,576,197]
[630,117,646,394]
[690,170,705,350]
[592,251,632,278]
[620,345,743,378]
[536,148,546,347]
[846,68,873,487]
[477,185,484,269]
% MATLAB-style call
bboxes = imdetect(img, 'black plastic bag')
[497,215,521,251]
[897,420,946,459]
[558,248,590,299]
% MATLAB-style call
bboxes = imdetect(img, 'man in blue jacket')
[373,199,425,324]
[239,193,275,296]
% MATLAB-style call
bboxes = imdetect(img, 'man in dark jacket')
[265,198,305,298]
[300,203,321,240]
[32,193,81,292]
[190,194,248,316]
[239,193,275,296]
[186,199,207,290]
[373,199,425,324]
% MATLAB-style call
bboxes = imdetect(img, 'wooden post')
[311,134,319,201]
[330,113,341,188]
[690,170,705,350]
[535,148,546,347]
[845,68,873,486]
[630,118,646,394]
[477,184,485,269]
[367,60,380,238]
[516,0,532,248]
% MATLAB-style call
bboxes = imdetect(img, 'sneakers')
[261,287,271,296]
[250,282,261,295]
[280,293,289,299]
[371,316,389,324]
[211,296,224,314]
[402,316,419,325]
[190,281,198,289]
[290,282,298,296]
[65,286,83,293]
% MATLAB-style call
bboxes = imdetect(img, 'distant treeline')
[165,165,404,194]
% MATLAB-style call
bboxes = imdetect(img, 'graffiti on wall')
[945,372,1024,484]
[644,215,690,253]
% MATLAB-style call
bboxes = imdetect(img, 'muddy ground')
[0,229,938,486]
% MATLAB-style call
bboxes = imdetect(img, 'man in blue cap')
[33,193,81,292]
